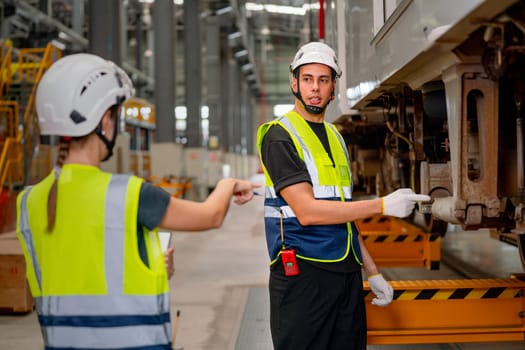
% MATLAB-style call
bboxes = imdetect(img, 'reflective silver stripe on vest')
[18,187,42,290]
[43,324,169,349]
[264,190,351,219]
[35,288,170,316]
[105,174,128,295]
[265,186,277,198]
[279,117,320,182]
[313,185,351,199]
[265,205,296,219]
[265,183,350,201]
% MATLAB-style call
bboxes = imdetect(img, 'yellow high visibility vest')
[16,164,171,349]
[257,111,362,264]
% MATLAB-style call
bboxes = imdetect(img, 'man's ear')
[291,76,298,94]
[330,80,337,99]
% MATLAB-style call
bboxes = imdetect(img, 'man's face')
[292,63,335,109]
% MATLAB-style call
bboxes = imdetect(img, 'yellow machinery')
[357,215,441,270]
[365,277,525,344]
[148,175,192,199]
[0,40,62,190]
[359,215,525,344]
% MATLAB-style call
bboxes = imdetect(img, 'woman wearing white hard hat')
[16,53,258,350]
[257,42,430,350]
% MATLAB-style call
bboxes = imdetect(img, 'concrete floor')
[167,195,269,350]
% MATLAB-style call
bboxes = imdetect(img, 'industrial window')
[372,0,412,42]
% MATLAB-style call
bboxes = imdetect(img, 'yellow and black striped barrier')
[362,233,440,243]
[357,215,441,270]
[364,278,525,344]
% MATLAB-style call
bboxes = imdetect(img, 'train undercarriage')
[332,1,525,271]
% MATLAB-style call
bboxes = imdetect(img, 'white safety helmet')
[289,42,342,78]
[36,53,134,137]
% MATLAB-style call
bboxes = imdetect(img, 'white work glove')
[382,188,431,218]
[368,273,394,307]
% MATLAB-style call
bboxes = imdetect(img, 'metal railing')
[0,41,13,100]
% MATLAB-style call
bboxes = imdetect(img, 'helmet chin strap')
[293,77,332,115]
[95,106,120,162]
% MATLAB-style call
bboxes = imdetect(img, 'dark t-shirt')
[261,120,361,273]
[137,181,171,266]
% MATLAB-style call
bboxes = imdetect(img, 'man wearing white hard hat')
[257,42,430,349]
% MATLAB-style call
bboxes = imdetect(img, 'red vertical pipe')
[319,0,325,40]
